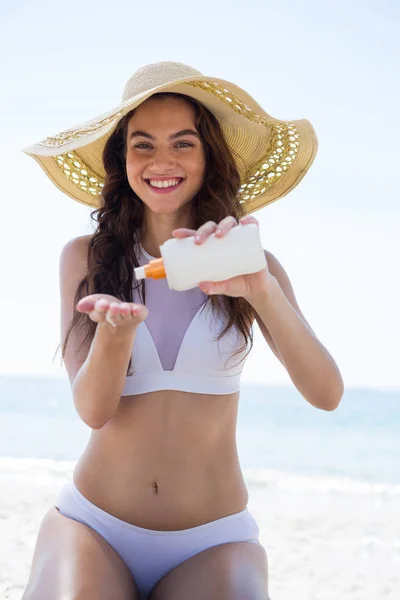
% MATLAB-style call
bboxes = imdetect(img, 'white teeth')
[148,179,181,188]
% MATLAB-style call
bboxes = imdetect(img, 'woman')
[22,62,343,600]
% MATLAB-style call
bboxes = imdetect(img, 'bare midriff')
[74,389,248,531]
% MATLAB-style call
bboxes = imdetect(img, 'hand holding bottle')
[136,215,271,297]
[171,215,274,301]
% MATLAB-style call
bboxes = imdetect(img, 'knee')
[223,542,269,599]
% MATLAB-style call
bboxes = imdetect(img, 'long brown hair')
[61,93,255,371]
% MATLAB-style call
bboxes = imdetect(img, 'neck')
[140,206,193,258]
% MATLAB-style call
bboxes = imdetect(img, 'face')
[125,96,206,216]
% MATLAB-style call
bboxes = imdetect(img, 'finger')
[87,299,109,323]
[131,303,149,322]
[215,216,238,237]
[93,299,110,319]
[119,302,132,319]
[108,303,123,319]
[171,228,197,238]
[94,299,110,311]
[77,295,110,313]
[239,215,259,226]
[77,297,97,312]
[198,281,226,296]
[194,221,218,244]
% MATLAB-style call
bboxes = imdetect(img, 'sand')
[1,458,399,600]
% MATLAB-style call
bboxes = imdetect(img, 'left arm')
[248,250,344,411]
[172,215,344,411]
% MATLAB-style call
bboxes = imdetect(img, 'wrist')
[245,275,280,311]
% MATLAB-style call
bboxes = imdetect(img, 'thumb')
[76,295,102,312]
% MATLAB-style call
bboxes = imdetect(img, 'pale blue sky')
[1,0,399,389]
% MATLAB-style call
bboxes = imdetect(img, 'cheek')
[125,159,142,183]
[187,153,206,181]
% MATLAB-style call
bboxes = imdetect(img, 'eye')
[134,142,153,150]
[175,141,194,148]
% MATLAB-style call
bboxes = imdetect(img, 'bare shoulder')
[59,234,94,286]
[264,249,302,314]
[265,248,315,329]
[59,235,94,384]
[60,234,93,272]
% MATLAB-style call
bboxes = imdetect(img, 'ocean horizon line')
[0,373,399,396]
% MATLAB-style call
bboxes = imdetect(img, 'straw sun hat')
[23,61,318,214]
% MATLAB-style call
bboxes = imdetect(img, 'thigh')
[149,541,270,600]
[22,507,139,600]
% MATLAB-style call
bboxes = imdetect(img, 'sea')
[0,375,399,488]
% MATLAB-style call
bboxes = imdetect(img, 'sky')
[0,0,399,390]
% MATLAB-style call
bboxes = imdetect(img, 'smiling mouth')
[145,178,184,192]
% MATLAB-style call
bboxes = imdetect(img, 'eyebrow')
[129,129,201,141]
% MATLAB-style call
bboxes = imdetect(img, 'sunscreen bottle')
[134,223,266,292]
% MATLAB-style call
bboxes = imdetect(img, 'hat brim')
[22,75,318,213]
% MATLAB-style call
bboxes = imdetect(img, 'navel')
[152,481,159,494]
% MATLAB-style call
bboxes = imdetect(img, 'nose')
[148,146,176,174]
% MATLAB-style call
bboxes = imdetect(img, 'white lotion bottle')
[134,223,266,292]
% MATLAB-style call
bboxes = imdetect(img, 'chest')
[133,276,208,371]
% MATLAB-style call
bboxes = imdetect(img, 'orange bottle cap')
[144,258,166,280]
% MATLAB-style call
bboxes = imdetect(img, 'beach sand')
[1,458,399,600]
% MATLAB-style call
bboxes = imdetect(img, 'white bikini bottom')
[56,481,261,600]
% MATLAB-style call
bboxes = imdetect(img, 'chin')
[149,204,180,215]
[143,195,195,215]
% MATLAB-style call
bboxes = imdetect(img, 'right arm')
[60,236,147,429]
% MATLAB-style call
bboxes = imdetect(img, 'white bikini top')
[121,246,250,396]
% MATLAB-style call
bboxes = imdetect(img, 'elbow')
[72,377,115,429]
[321,397,341,412]
[83,414,109,430]
[74,402,110,429]
[72,391,112,430]
[315,378,344,412]
[316,360,345,411]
